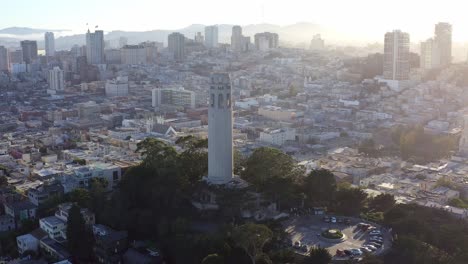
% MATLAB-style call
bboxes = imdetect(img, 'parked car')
[336,249,346,257]
[370,230,382,235]
[331,217,337,223]
[338,218,344,223]
[345,218,351,225]
[360,247,372,253]
[324,217,330,223]
[365,244,377,251]
[351,249,363,256]
[369,242,383,248]
[343,249,353,256]
[370,238,383,243]
[300,244,308,252]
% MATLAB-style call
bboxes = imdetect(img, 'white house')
[39,216,66,239]
[259,128,296,146]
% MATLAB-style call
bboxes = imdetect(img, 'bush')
[321,229,343,239]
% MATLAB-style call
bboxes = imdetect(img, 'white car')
[331,217,337,223]
[370,230,382,235]
[360,247,372,253]
[351,249,363,256]
[364,244,377,251]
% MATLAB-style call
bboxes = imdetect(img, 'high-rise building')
[140,41,158,63]
[20,40,38,64]
[152,87,196,109]
[44,32,55,57]
[254,32,279,51]
[118,37,128,48]
[204,25,218,48]
[86,30,105,64]
[231,26,243,52]
[310,34,325,50]
[420,38,440,69]
[194,32,204,43]
[207,73,233,184]
[48,67,64,91]
[0,46,10,72]
[383,30,410,80]
[105,76,129,97]
[434,22,452,66]
[121,45,146,64]
[9,50,23,64]
[168,32,185,61]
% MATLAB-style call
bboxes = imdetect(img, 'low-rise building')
[39,216,66,239]
[28,182,64,206]
[93,225,128,264]
[5,200,37,229]
[259,128,296,146]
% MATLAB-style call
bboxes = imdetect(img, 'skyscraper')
[0,46,10,72]
[254,32,279,51]
[168,32,185,61]
[207,73,233,185]
[310,34,325,50]
[434,22,452,66]
[204,25,218,48]
[86,30,105,64]
[420,38,440,69]
[231,26,243,52]
[48,67,64,91]
[20,40,38,64]
[383,30,410,80]
[44,32,55,57]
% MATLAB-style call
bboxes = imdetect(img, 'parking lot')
[283,215,392,260]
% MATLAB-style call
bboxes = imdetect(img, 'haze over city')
[1,1,468,264]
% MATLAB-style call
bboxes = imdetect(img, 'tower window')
[226,94,231,107]
[218,94,224,108]
[210,94,215,107]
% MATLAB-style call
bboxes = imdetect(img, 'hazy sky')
[1,0,466,42]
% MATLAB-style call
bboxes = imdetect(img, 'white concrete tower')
[207,73,233,185]
[459,115,468,156]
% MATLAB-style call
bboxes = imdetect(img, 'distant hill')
[0,27,68,35]
[0,23,335,49]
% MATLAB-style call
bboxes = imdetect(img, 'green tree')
[68,188,91,208]
[302,169,337,206]
[241,147,303,209]
[232,223,273,264]
[369,193,396,212]
[176,135,208,186]
[305,247,332,264]
[201,254,224,264]
[66,205,94,262]
[334,188,367,216]
[0,176,7,186]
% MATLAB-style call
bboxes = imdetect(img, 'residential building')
[0,215,14,231]
[168,32,185,61]
[118,37,128,48]
[259,128,296,146]
[28,182,64,206]
[105,49,122,64]
[435,22,452,66]
[140,41,158,63]
[55,202,95,226]
[9,49,23,64]
[207,73,233,185]
[20,40,38,64]
[5,200,37,228]
[45,32,55,57]
[254,32,279,51]
[86,30,105,64]
[39,237,70,262]
[93,225,128,264]
[383,30,410,80]
[204,25,218,48]
[194,32,204,43]
[105,76,129,97]
[17,229,48,255]
[121,45,146,64]
[151,87,196,108]
[0,46,10,72]
[48,67,65,92]
[39,216,66,239]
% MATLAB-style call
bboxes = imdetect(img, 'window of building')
[226,94,231,107]
[210,94,215,107]
[218,94,224,108]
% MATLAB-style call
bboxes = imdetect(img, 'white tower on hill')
[459,115,468,156]
[207,73,233,185]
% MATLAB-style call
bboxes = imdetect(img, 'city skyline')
[0,0,467,43]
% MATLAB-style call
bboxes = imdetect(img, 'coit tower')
[207,73,233,185]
